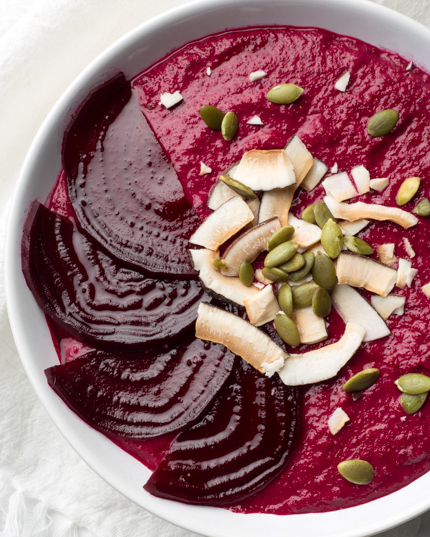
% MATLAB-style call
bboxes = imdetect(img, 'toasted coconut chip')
[331,284,390,341]
[278,323,366,385]
[207,180,241,211]
[285,136,314,183]
[351,165,370,195]
[324,195,418,229]
[301,158,328,192]
[221,218,281,276]
[406,268,418,287]
[232,149,296,190]
[339,219,369,236]
[292,306,327,344]
[190,197,254,251]
[328,408,350,435]
[335,71,350,92]
[246,197,260,228]
[196,303,288,374]
[403,237,416,258]
[322,171,357,202]
[337,252,397,297]
[331,163,339,174]
[288,213,322,249]
[370,178,389,192]
[396,258,411,289]
[244,285,280,326]
[255,269,274,285]
[371,295,406,320]
[190,249,259,307]
[377,243,396,266]
[199,162,212,175]
[422,283,430,297]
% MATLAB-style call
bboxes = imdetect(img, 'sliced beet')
[45,339,235,438]
[144,359,300,505]
[62,72,200,279]
[21,201,204,350]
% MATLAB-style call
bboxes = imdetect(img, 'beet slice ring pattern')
[21,201,204,350]
[62,73,200,280]
[144,359,300,505]
[45,339,235,438]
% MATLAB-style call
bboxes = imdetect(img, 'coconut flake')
[322,171,357,202]
[301,158,328,192]
[338,219,369,236]
[206,67,212,76]
[377,243,396,266]
[199,161,212,175]
[335,71,350,92]
[255,269,274,285]
[233,149,296,190]
[247,115,264,126]
[207,180,241,211]
[253,281,265,290]
[370,178,389,192]
[249,70,267,82]
[403,237,416,258]
[406,268,418,287]
[422,283,430,297]
[371,295,406,320]
[261,357,285,378]
[337,253,397,297]
[328,408,350,435]
[396,258,412,289]
[292,306,327,344]
[351,165,370,195]
[331,163,339,174]
[160,91,183,109]
[244,284,280,327]
[285,136,314,183]
[288,213,321,249]
[406,61,414,71]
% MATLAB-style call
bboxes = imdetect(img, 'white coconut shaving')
[328,408,350,435]
[334,71,350,92]
[331,162,338,174]
[160,91,183,109]
[249,70,266,82]
[247,115,264,126]
[199,162,212,175]
[261,356,285,378]
[206,67,212,76]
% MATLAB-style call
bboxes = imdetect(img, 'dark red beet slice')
[45,338,235,438]
[144,359,300,505]
[21,201,204,350]
[62,73,200,280]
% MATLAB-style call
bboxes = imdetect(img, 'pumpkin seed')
[292,282,321,308]
[413,198,430,217]
[212,258,228,271]
[267,225,295,251]
[221,111,238,141]
[274,313,301,346]
[264,241,298,268]
[395,373,430,394]
[278,253,305,273]
[312,288,331,318]
[278,283,293,315]
[321,219,343,259]
[312,252,337,291]
[367,109,399,137]
[239,260,254,287]
[288,251,315,282]
[302,203,317,224]
[219,174,257,199]
[261,267,290,283]
[200,105,225,130]
[401,392,428,415]
[267,84,304,105]
[314,200,337,229]
[342,368,380,393]
[396,176,420,206]
[343,236,374,256]
[337,460,375,485]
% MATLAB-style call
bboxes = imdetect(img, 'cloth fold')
[0,0,428,535]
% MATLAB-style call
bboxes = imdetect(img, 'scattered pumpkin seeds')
[267,225,295,251]
[212,258,228,271]
[396,176,420,206]
[292,282,321,308]
[289,251,315,282]
[314,200,337,229]
[274,313,301,346]
[401,392,428,415]
[367,109,399,137]
[239,260,254,287]
[221,111,239,141]
[337,459,375,485]
[413,198,430,217]
[312,252,337,291]
[395,373,430,394]
[200,105,225,130]
[321,219,343,259]
[302,203,317,224]
[278,283,293,315]
[267,83,304,105]
[343,236,374,256]
[264,241,298,268]
[219,174,257,199]
[278,253,305,273]
[261,267,290,283]
[312,287,331,318]
[342,368,380,393]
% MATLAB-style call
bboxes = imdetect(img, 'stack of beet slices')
[21,74,301,506]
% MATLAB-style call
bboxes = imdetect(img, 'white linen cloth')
[0,0,429,535]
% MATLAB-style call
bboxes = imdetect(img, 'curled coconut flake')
[328,408,350,435]
[247,115,264,126]
[199,162,212,175]
[160,91,183,109]
[249,70,266,81]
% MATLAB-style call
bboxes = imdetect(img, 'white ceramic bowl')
[6,1,430,535]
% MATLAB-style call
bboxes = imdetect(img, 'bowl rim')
[6,0,430,535]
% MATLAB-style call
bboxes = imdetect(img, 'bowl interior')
[6,1,430,536]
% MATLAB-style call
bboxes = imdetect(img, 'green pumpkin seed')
[292,282,321,308]
[274,313,301,346]
[314,201,337,229]
[219,174,257,199]
[302,203,317,224]
[261,267,290,283]
[343,368,380,393]
[212,258,228,271]
[343,236,374,256]
[221,111,238,141]
[239,260,254,287]
[367,109,399,137]
[278,253,305,273]
[413,198,430,217]
[288,251,315,282]
[312,288,331,318]
[321,219,343,259]
[396,176,420,206]
[337,460,375,485]
[278,283,293,315]
[264,241,298,268]
[395,373,430,394]
[267,84,304,105]
[401,392,428,415]
[267,225,295,251]
[312,252,337,291]
[200,105,225,130]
